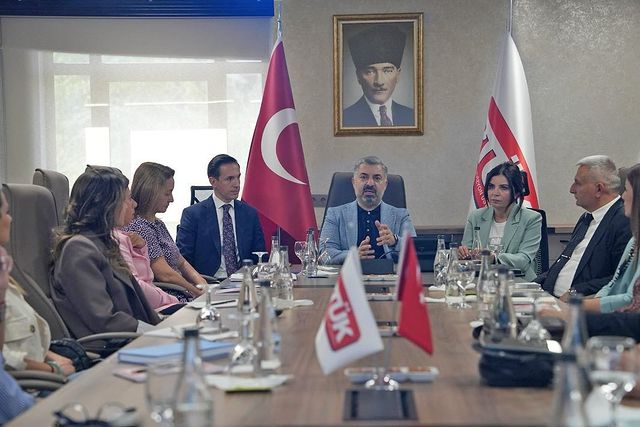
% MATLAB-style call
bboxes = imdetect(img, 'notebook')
[117,339,234,365]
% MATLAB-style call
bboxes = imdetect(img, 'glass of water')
[587,336,638,426]
[146,361,181,426]
[487,236,503,262]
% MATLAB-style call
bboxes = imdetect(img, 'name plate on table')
[360,259,394,275]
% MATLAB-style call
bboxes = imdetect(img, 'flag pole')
[276,0,282,39]
[365,299,399,391]
[507,0,513,35]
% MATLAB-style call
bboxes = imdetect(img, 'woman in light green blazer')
[459,162,542,280]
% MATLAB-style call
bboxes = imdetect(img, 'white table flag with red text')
[471,31,539,209]
[315,248,383,375]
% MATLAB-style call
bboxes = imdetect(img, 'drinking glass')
[433,248,449,289]
[517,290,551,344]
[252,251,268,266]
[146,361,181,426]
[226,312,260,375]
[587,336,638,426]
[455,260,475,309]
[317,237,331,267]
[294,241,306,264]
[487,237,503,262]
[196,283,223,333]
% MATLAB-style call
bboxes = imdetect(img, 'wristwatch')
[391,234,400,247]
[46,360,64,375]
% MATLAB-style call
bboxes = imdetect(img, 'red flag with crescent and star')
[470,32,539,210]
[243,37,317,248]
[396,233,433,354]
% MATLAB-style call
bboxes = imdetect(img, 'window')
[44,52,264,236]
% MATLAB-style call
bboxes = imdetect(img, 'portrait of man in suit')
[334,14,423,135]
[343,24,414,128]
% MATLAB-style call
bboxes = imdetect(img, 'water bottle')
[173,327,213,427]
[486,265,517,342]
[560,294,591,397]
[476,249,496,322]
[275,246,294,302]
[549,353,591,427]
[255,279,281,372]
[471,226,483,260]
[433,235,448,288]
[238,259,258,314]
[444,242,460,306]
[268,234,281,266]
[303,228,317,277]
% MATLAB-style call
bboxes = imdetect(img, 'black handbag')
[49,338,96,371]
[476,343,555,387]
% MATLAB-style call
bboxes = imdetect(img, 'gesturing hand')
[375,220,396,247]
[358,236,375,259]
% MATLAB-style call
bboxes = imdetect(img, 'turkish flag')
[396,233,433,354]
[243,38,317,249]
[471,32,539,210]
[315,248,383,375]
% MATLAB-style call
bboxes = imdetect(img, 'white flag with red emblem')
[315,248,383,375]
[243,37,317,245]
[471,31,539,209]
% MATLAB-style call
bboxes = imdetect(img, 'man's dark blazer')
[176,196,266,276]
[536,198,631,296]
[586,312,640,341]
[343,96,414,127]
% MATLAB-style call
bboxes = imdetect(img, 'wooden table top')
[10,282,552,427]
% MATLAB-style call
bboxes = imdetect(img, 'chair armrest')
[76,332,140,345]
[202,275,219,284]
[9,370,67,384]
[154,281,188,293]
[16,379,66,392]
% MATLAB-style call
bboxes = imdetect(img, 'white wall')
[282,0,640,227]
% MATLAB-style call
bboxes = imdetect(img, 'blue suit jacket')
[320,201,416,264]
[462,205,542,281]
[343,96,414,127]
[176,196,265,276]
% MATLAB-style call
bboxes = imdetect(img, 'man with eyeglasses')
[320,156,416,264]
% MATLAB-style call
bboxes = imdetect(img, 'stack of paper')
[117,340,234,365]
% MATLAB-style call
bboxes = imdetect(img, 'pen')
[210,299,236,306]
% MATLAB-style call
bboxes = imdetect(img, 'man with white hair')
[536,155,631,298]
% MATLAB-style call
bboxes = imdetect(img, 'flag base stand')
[343,388,417,421]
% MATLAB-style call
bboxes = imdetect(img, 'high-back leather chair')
[32,168,70,226]
[321,172,407,229]
[519,171,549,275]
[2,183,138,351]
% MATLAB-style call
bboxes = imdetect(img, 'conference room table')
[10,273,553,426]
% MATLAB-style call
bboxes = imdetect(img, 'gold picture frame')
[334,13,424,136]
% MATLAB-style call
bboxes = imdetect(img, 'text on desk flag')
[470,31,539,210]
[396,234,433,354]
[315,248,383,375]
[243,37,317,249]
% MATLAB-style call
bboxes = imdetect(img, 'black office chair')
[321,172,407,230]
[190,186,212,205]
[520,170,549,275]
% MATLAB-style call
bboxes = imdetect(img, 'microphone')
[378,249,400,259]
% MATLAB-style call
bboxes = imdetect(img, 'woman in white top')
[458,161,542,281]
[0,190,75,376]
